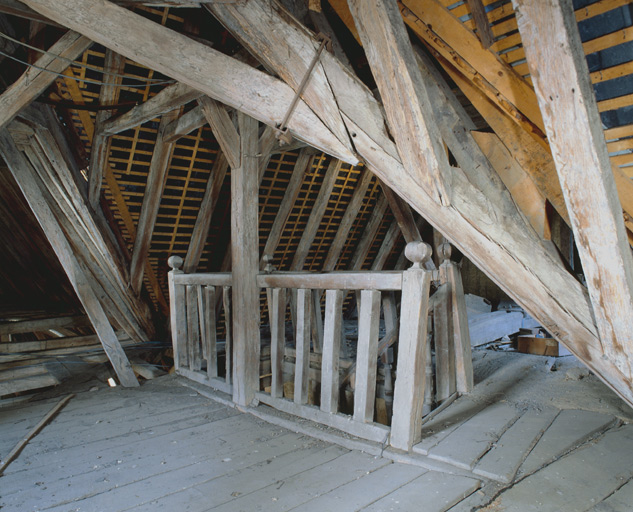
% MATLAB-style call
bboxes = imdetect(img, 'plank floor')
[0,376,479,512]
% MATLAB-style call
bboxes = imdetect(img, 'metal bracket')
[275,33,332,145]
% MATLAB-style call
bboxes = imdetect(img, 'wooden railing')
[167,256,233,394]
[167,242,472,451]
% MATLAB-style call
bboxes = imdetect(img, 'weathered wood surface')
[0,31,91,130]
[349,0,450,206]
[102,81,201,136]
[172,272,232,286]
[230,112,260,406]
[391,263,431,451]
[129,110,178,294]
[353,289,380,423]
[0,128,138,387]
[514,0,633,378]
[294,288,311,406]
[198,96,240,169]
[20,0,356,163]
[269,287,286,399]
[257,272,403,291]
[320,289,343,414]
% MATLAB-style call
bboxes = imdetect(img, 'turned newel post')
[168,255,187,370]
[439,242,473,393]
[391,241,433,451]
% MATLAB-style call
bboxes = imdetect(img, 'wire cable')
[0,30,170,83]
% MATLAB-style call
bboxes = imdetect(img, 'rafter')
[0,31,91,130]
[514,0,633,376]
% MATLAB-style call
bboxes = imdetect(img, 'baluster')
[294,288,311,405]
[167,256,187,370]
[321,289,344,414]
[391,242,433,451]
[439,243,473,393]
[205,286,218,378]
[186,285,202,371]
[354,289,381,423]
[223,286,232,385]
[433,280,455,402]
[198,285,207,361]
[270,287,286,398]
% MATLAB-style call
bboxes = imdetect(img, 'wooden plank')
[223,285,232,385]
[433,282,455,402]
[162,106,207,143]
[256,392,390,442]
[514,0,633,377]
[129,110,178,293]
[0,128,138,387]
[172,272,232,286]
[231,112,260,406]
[260,149,315,268]
[349,0,450,206]
[186,285,202,372]
[88,49,125,208]
[0,394,73,476]
[0,315,90,336]
[21,0,357,163]
[257,272,403,291]
[102,82,201,136]
[466,0,494,48]
[391,263,431,450]
[183,153,229,273]
[198,96,240,169]
[0,31,91,130]
[397,0,545,138]
[441,258,474,393]
[204,285,217,378]
[294,288,311,406]
[353,289,381,423]
[269,287,286,399]
[472,131,551,239]
[320,289,343,414]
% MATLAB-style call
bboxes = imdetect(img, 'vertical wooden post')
[321,289,344,414]
[204,286,218,378]
[391,242,432,451]
[168,256,187,370]
[439,243,473,393]
[186,285,202,371]
[295,288,311,405]
[231,112,260,406]
[354,289,381,423]
[223,286,232,385]
[434,282,455,402]
[270,287,286,398]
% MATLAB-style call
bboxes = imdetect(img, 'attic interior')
[2,0,633,510]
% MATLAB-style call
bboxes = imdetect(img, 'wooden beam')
[88,49,125,208]
[231,112,260,406]
[349,195,389,271]
[20,0,357,163]
[0,127,138,387]
[102,81,200,136]
[198,96,240,169]
[466,0,494,48]
[0,315,90,336]
[183,152,229,273]
[380,179,421,244]
[348,0,450,206]
[290,158,342,271]
[129,110,178,294]
[0,31,91,130]
[514,0,633,376]
[323,168,373,271]
[162,105,207,143]
[260,148,315,269]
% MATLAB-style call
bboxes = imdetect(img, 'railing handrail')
[257,271,403,291]
[172,272,233,287]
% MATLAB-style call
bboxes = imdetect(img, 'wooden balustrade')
[167,241,472,451]
[167,256,233,394]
